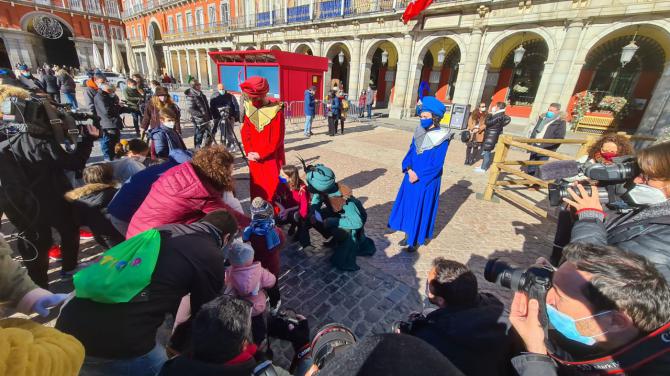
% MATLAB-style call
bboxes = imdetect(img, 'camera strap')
[550,321,670,374]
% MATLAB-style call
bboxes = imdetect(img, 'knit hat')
[250,197,274,220]
[420,96,446,118]
[306,164,336,193]
[319,333,463,376]
[228,241,254,267]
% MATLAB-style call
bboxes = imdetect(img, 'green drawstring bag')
[73,229,162,303]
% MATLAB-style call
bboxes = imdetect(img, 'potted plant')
[597,96,628,117]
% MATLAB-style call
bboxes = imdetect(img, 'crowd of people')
[0,62,669,376]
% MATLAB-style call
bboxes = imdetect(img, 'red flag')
[402,0,434,24]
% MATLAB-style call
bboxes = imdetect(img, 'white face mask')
[163,121,175,129]
[623,184,668,206]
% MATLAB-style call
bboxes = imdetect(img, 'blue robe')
[388,129,450,247]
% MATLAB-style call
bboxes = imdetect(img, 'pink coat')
[225,262,276,316]
[126,162,250,238]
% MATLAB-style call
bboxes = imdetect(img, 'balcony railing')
[287,4,311,23]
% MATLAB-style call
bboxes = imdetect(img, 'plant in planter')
[572,91,594,126]
[597,96,628,117]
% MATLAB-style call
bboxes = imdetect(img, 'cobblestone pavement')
[6,103,558,369]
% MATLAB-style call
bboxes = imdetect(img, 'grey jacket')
[570,201,670,280]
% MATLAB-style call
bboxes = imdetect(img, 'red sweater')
[274,183,310,219]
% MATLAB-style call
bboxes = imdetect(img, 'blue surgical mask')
[420,118,433,129]
[218,90,225,95]
[279,175,288,184]
[546,111,555,119]
[546,304,610,346]
[21,72,31,78]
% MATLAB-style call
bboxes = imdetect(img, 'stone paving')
[5,105,560,369]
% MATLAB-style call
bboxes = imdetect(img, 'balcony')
[318,0,352,20]
[255,10,275,27]
[287,4,311,23]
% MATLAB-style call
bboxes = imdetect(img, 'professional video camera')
[539,157,638,206]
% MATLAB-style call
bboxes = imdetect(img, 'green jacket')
[0,236,48,313]
[124,87,144,111]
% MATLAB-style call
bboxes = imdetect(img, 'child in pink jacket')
[225,241,276,344]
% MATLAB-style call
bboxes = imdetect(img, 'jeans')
[193,122,204,149]
[481,150,493,171]
[526,152,550,176]
[327,116,338,136]
[62,92,78,109]
[80,343,167,376]
[304,115,313,135]
[100,129,120,161]
[366,104,373,119]
[465,142,482,165]
[130,111,142,135]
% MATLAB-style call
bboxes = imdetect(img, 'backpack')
[341,98,350,111]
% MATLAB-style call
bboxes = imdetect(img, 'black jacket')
[529,115,567,151]
[18,74,45,92]
[56,222,228,359]
[65,183,123,248]
[209,91,239,122]
[83,81,99,115]
[94,90,124,130]
[409,293,515,376]
[185,88,211,124]
[41,74,59,94]
[482,110,511,151]
[159,356,257,376]
[57,74,76,94]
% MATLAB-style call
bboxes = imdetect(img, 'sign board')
[439,103,453,126]
[172,94,179,103]
[449,104,470,130]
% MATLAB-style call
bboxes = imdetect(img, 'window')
[86,0,102,14]
[220,1,229,25]
[176,14,183,32]
[70,0,83,11]
[132,26,136,39]
[167,16,175,33]
[90,23,106,39]
[195,8,204,30]
[185,11,193,31]
[106,0,120,17]
[109,26,124,40]
[138,25,143,40]
[207,5,216,26]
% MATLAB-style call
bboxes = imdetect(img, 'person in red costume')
[240,76,286,203]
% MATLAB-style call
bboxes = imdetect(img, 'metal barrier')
[284,100,327,126]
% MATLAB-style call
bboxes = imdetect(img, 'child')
[65,163,124,249]
[225,241,276,345]
[112,138,149,183]
[243,197,284,311]
[275,164,312,251]
[148,107,186,159]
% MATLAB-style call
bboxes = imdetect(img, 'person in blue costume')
[302,161,376,271]
[388,96,453,252]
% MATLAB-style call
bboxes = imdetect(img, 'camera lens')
[484,259,513,289]
[311,323,356,369]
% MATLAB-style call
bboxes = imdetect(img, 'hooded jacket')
[83,79,99,114]
[41,73,59,94]
[94,90,124,130]
[185,88,211,124]
[64,183,123,248]
[57,73,76,94]
[304,89,315,116]
[482,109,511,151]
[225,262,276,316]
[126,161,250,238]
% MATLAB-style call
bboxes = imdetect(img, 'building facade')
[0,0,125,69]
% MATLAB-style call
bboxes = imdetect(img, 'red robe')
[241,101,286,203]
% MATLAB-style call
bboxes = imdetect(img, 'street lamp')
[437,47,446,65]
[381,49,388,66]
[338,50,345,65]
[620,40,639,67]
[513,44,526,66]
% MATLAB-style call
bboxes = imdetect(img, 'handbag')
[460,130,471,143]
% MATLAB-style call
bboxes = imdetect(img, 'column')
[540,19,584,111]
[177,49,184,84]
[348,37,362,99]
[389,33,414,119]
[206,48,214,86]
[195,48,202,84]
[452,27,483,105]
[139,53,146,75]
[185,48,192,79]
[313,39,322,57]
[636,62,670,142]
[166,47,173,76]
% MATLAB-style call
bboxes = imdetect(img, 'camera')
[547,157,638,206]
[310,323,356,370]
[392,312,428,335]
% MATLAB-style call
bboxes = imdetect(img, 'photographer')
[563,141,670,280]
[209,83,239,148]
[395,258,513,375]
[94,82,125,161]
[185,80,211,149]
[509,243,670,375]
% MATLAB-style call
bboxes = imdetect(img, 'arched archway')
[414,38,461,104]
[567,24,670,132]
[364,40,399,108]
[0,38,10,68]
[325,43,350,92]
[148,21,166,74]
[23,13,78,67]
[294,44,313,55]
[481,32,548,118]
[246,46,256,51]
[269,45,281,51]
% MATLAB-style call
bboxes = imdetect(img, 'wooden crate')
[575,113,617,134]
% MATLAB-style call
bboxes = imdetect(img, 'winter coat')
[141,100,181,133]
[409,293,514,376]
[149,125,187,158]
[365,88,375,105]
[571,201,670,281]
[111,156,146,183]
[64,183,124,248]
[123,87,144,112]
[185,88,211,125]
[466,113,486,143]
[209,91,240,121]
[0,236,51,315]
[329,96,341,118]
[512,350,670,376]
[225,262,276,316]
[126,161,250,238]
[57,74,76,94]
[41,74,59,94]
[248,228,285,277]
[18,74,45,91]
[482,110,511,151]
[94,91,123,130]
[83,79,99,115]
[158,355,292,376]
[304,90,315,116]
[528,114,567,151]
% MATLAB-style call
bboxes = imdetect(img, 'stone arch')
[148,17,163,36]
[409,36,463,104]
[482,26,557,67]
[20,12,75,36]
[269,45,282,51]
[362,39,401,108]
[575,21,670,64]
[324,42,352,92]
[294,43,314,55]
[413,33,466,66]
[148,20,162,41]
[20,12,78,67]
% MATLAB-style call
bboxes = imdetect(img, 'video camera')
[541,157,638,206]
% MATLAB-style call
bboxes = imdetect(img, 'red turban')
[240,76,269,98]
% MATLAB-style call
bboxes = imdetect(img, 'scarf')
[225,344,258,365]
[242,218,281,251]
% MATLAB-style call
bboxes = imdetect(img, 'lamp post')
[437,47,446,65]
[513,44,526,66]
[620,40,639,67]
[338,50,345,65]
[381,49,388,66]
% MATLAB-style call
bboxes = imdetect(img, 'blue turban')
[420,96,446,118]
[307,164,337,193]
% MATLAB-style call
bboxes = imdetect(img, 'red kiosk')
[209,49,328,108]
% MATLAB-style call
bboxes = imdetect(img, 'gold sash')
[244,101,282,132]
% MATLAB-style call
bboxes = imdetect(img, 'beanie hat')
[306,164,336,193]
[420,96,446,118]
[228,241,254,267]
[319,333,463,376]
[250,197,274,220]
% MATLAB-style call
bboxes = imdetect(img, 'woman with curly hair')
[586,133,634,164]
[126,145,250,238]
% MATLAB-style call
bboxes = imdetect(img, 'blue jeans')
[481,150,493,171]
[80,343,167,376]
[366,104,373,119]
[304,115,313,135]
[63,92,78,109]
[100,129,120,161]
[131,111,142,135]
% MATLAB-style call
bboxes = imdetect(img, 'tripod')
[216,106,247,165]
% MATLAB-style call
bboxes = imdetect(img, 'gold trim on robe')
[244,100,282,132]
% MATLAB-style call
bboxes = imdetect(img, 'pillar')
[636,62,670,142]
[206,48,214,86]
[185,48,191,78]
[177,49,184,84]
[313,39,322,57]
[348,37,362,99]
[540,19,584,112]
[389,33,414,119]
[452,27,483,105]
[195,48,202,84]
